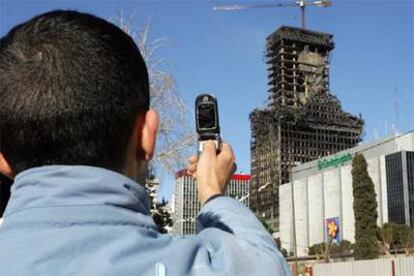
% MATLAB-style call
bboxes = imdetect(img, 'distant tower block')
[250,26,364,232]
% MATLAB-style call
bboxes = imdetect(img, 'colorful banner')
[325,217,341,243]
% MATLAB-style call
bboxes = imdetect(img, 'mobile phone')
[195,93,222,153]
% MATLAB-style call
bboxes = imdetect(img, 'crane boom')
[213,3,296,11]
[212,0,332,29]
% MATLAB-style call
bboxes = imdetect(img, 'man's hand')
[187,141,236,205]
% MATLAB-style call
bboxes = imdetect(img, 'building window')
[386,152,405,225]
[406,151,414,227]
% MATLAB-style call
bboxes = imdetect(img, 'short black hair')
[0,10,149,174]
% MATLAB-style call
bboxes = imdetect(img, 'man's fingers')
[194,141,237,205]
[218,143,235,163]
[188,155,197,164]
[187,170,196,178]
[187,155,198,177]
[187,164,196,172]
[187,162,196,171]
[200,141,217,157]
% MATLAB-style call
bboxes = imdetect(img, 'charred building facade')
[250,26,364,231]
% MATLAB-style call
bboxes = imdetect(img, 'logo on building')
[318,153,352,170]
[325,217,341,243]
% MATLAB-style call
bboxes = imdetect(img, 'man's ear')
[136,109,159,161]
[0,153,14,178]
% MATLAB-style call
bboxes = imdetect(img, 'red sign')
[175,169,250,181]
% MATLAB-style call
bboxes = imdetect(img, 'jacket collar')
[4,165,151,217]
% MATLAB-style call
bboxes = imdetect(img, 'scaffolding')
[250,26,364,232]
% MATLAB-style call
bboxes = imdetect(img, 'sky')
[1,0,413,201]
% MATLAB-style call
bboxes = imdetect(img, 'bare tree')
[308,241,331,262]
[399,226,414,256]
[145,175,173,233]
[377,223,393,256]
[115,13,196,175]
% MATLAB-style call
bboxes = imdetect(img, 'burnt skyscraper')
[250,26,364,231]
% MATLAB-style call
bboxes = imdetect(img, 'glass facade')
[407,151,414,227]
[386,152,405,225]
[182,179,200,234]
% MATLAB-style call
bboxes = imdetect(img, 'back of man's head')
[0,10,149,174]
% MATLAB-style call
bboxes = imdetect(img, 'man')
[0,10,290,275]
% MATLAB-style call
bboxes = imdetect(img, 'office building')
[172,170,250,235]
[279,133,414,256]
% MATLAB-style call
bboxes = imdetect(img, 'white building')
[280,133,414,256]
[172,170,250,235]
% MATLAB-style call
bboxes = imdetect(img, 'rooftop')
[267,26,334,50]
[292,133,414,179]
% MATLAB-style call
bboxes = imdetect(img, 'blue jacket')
[0,166,290,276]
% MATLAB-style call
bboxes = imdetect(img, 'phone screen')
[198,103,216,130]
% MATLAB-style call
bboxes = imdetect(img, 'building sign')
[318,153,352,170]
[325,217,341,243]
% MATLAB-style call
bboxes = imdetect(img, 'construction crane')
[213,0,332,29]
